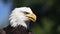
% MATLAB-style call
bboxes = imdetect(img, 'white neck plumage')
[9,8,29,28]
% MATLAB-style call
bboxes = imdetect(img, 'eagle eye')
[24,12,29,14]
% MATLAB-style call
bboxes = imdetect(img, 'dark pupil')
[25,12,29,14]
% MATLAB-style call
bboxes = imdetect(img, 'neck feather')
[9,10,28,28]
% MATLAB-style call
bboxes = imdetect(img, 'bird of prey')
[0,7,36,34]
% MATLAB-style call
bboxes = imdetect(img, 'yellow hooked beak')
[26,13,36,22]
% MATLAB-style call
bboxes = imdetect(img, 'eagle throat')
[9,8,30,28]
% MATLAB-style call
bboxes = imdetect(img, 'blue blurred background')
[0,0,12,28]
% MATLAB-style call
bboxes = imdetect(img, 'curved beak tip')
[26,13,36,22]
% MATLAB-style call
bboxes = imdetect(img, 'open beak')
[26,13,36,22]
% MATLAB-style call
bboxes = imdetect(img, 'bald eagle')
[2,7,36,34]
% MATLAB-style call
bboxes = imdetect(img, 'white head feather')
[9,7,33,28]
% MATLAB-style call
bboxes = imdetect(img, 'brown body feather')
[0,29,6,34]
[3,25,34,34]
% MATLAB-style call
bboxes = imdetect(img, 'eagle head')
[9,7,36,28]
